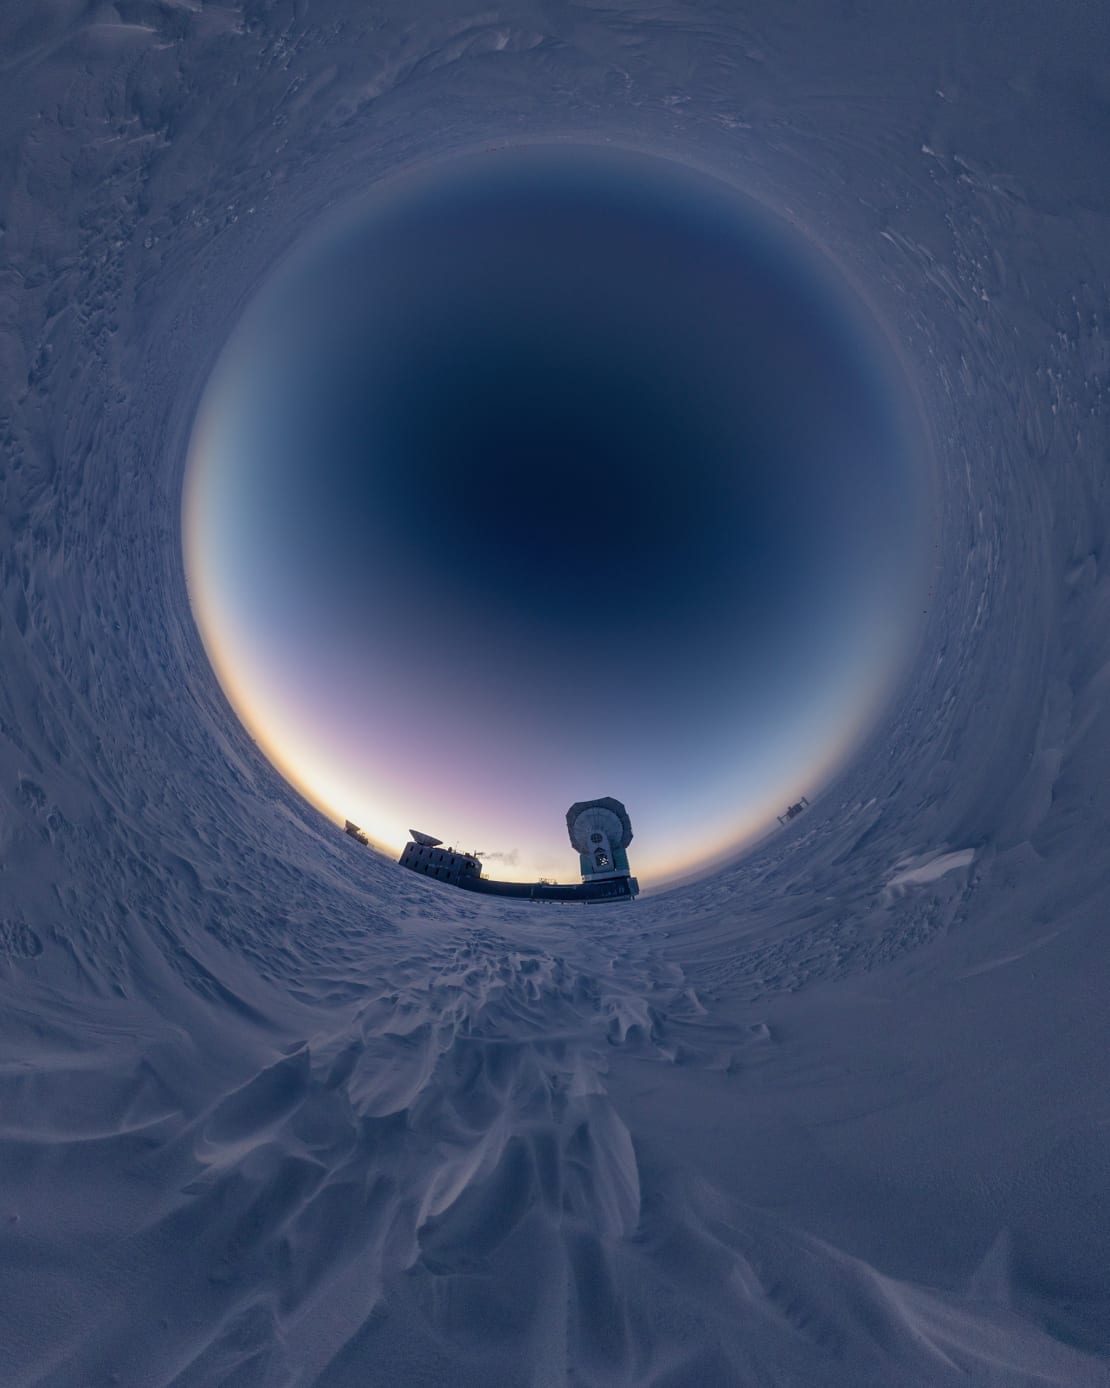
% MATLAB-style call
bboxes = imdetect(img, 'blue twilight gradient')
[184,144,931,885]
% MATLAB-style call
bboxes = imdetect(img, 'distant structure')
[777,796,810,826]
[344,819,369,846]
[398,799,639,903]
[399,832,484,887]
[566,797,636,888]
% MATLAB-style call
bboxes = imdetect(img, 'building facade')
[399,831,484,886]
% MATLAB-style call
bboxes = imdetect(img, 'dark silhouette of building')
[398,799,639,902]
[399,833,484,887]
[777,796,810,825]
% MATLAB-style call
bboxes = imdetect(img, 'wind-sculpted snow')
[3,0,1110,1384]
[5,898,1106,1385]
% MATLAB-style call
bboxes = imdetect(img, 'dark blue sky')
[185,144,930,883]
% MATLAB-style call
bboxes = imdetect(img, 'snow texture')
[2,2,1110,1385]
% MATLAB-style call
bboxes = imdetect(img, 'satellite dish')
[565,797,633,854]
[408,830,443,847]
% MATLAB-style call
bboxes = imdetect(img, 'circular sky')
[183,143,930,887]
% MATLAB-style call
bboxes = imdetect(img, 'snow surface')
[883,848,976,897]
[2,1,1110,1384]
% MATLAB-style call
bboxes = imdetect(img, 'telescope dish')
[566,797,633,853]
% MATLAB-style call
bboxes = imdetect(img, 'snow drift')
[2,1,1109,1384]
